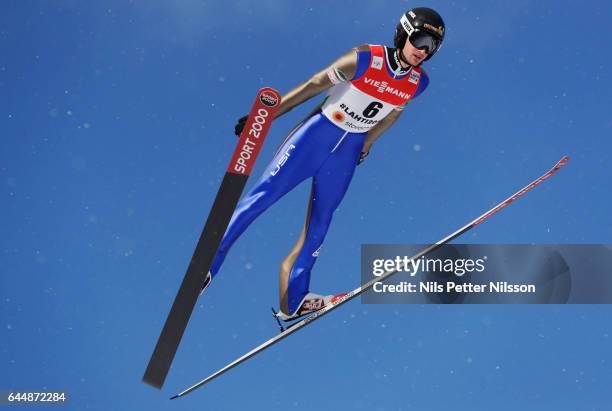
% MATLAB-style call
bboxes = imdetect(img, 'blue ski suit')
[210,45,428,315]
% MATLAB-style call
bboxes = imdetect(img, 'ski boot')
[275,292,347,322]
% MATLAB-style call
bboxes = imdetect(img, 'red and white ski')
[171,155,569,399]
[143,88,282,389]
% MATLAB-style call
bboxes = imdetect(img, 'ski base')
[143,87,282,389]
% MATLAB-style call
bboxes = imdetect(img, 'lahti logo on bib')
[332,111,345,123]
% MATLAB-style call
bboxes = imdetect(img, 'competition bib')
[321,45,422,133]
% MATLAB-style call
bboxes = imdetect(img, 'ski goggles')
[408,31,442,56]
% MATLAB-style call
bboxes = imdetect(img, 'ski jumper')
[210,45,429,315]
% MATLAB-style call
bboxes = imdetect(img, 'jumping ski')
[143,87,282,389]
[170,155,569,399]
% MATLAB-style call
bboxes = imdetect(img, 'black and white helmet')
[393,7,445,61]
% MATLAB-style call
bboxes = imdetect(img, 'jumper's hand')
[357,150,369,165]
[234,115,248,136]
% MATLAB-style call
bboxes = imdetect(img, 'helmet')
[393,7,445,61]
